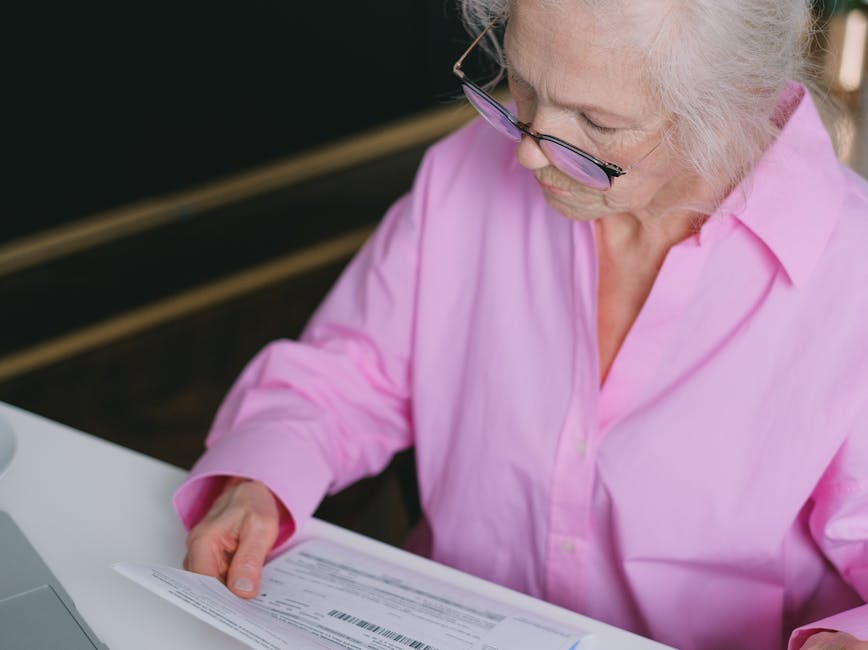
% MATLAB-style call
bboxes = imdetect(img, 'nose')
[515,131,549,172]
[513,104,561,173]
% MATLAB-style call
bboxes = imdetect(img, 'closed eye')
[581,113,616,134]
[507,65,619,135]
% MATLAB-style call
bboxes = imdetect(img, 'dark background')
[3,0,484,543]
[7,0,469,242]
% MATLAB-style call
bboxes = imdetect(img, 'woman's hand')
[799,631,868,649]
[183,477,285,598]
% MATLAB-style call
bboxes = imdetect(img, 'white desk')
[0,402,672,649]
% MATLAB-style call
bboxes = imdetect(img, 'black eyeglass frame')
[452,17,660,190]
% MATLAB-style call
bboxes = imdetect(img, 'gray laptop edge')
[0,511,109,649]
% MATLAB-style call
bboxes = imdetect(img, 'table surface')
[0,401,673,650]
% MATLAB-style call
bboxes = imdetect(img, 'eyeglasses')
[452,18,659,191]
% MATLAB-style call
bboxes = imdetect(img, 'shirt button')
[575,440,587,457]
[561,540,575,554]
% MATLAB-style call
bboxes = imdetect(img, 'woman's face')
[504,0,685,223]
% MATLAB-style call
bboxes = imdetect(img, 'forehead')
[504,0,660,118]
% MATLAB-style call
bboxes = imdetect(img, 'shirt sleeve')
[788,413,868,648]
[173,160,430,555]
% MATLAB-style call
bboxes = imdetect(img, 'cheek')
[549,182,610,220]
[600,178,655,211]
[598,186,636,212]
[569,173,657,215]
[605,147,681,205]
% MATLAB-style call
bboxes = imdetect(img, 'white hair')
[459,0,832,202]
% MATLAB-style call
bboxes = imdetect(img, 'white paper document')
[115,539,592,650]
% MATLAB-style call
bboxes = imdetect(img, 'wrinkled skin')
[183,478,284,598]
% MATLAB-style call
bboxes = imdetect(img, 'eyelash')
[581,114,616,134]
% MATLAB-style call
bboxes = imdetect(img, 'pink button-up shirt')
[175,86,868,649]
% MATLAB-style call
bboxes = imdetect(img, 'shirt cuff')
[788,603,868,649]
[173,423,335,558]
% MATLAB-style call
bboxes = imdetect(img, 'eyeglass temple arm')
[622,138,664,174]
[453,17,500,78]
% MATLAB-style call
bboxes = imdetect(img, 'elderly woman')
[176,1,868,648]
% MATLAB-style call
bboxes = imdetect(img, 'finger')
[798,632,836,650]
[226,513,279,598]
[798,631,866,650]
[184,526,234,579]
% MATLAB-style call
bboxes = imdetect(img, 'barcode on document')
[327,609,439,650]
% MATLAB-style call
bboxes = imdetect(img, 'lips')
[537,179,569,195]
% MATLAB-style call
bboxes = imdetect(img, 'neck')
[600,170,720,254]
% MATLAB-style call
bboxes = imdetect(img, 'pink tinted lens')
[463,85,521,142]
[539,139,611,190]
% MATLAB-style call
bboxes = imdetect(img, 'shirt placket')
[544,223,600,612]
[544,219,728,612]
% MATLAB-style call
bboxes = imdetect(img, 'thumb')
[226,512,278,598]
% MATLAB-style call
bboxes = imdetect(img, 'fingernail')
[234,577,254,593]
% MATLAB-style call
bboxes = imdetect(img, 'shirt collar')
[711,83,846,288]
